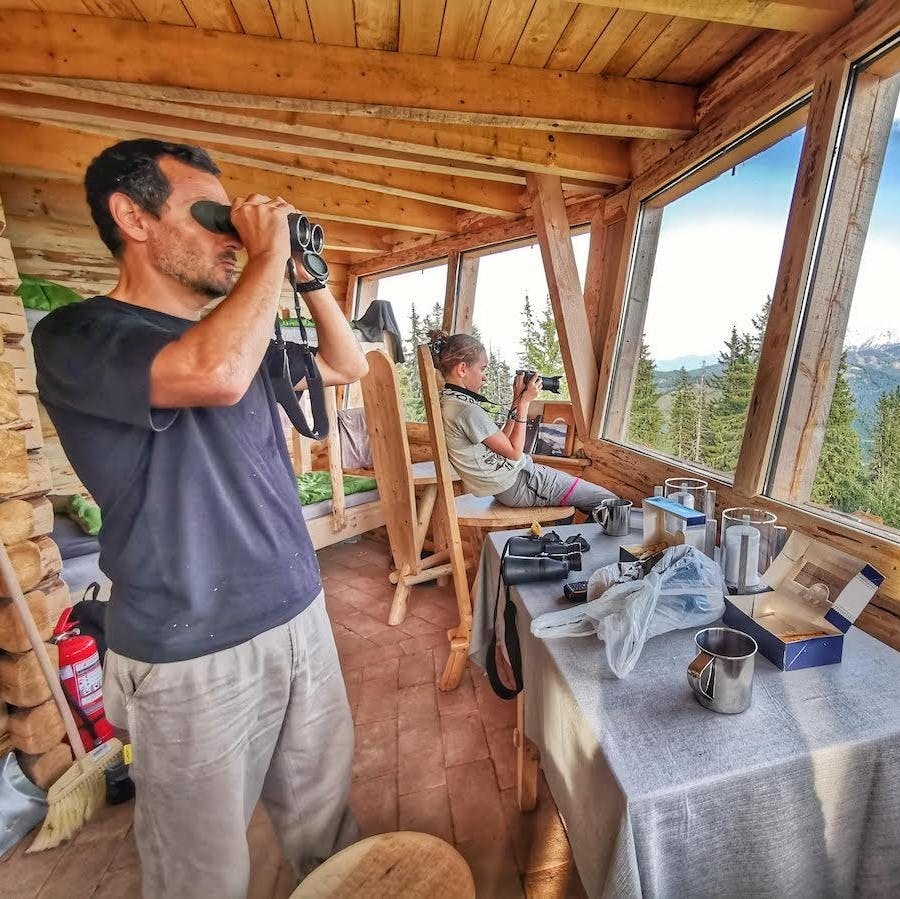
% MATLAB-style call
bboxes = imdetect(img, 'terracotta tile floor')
[0,537,584,898]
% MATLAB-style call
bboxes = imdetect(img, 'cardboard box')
[723,532,883,670]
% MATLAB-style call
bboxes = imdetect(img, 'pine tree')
[399,303,428,421]
[668,367,700,461]
[628,337,665,451]
[811,355,865,513]
[519,293,568,399]
[694,363,711,462]
[702,327,757,473]
[867,387,900,527]
[749,294,773,359]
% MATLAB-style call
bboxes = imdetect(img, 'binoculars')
[517,370,563,394]
[500,532,590,584]
[190,200,330,286]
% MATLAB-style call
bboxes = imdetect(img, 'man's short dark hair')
[84,139,221,258]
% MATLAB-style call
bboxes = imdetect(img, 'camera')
[517,370,563,394]
[190,200,329,289]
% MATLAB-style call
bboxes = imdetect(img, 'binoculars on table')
[500,533,590,584]
[517,370,563,394]
[190,200,330,288]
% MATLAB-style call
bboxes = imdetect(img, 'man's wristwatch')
[507,409,527,424]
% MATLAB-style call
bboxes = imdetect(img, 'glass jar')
[721,507,778,591]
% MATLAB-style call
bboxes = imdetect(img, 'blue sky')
[368,94,899,371]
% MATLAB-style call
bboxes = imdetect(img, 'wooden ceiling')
[0,1,859,299]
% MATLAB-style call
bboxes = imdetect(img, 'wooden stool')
[291,832,476,899]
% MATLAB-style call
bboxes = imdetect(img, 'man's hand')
[513,371,525,397]
[230,195,295,264]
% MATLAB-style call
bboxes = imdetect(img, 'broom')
[0,538,123,851]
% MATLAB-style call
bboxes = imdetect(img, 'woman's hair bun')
[427,329,449,357]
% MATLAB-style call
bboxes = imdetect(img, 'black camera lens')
[310,223,325,255]
[295,214,311,249]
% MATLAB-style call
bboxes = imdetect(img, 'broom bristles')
[27,738,124,853]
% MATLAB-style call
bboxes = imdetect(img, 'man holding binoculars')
[31,139,367,897]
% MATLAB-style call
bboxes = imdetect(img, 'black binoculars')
[506,537,582,571]
[190,200,330,287]
[500,532,590,583]
[501,554,571,585]
[517,369,563,394]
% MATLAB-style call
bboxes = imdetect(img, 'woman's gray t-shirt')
[439,389,525,497]
[32,296,322,663]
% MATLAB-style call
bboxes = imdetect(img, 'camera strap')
[269,260,329,439]
[485,540,524,700]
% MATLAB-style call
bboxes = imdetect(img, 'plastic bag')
[530,545,726,677]
[0,752,47,857]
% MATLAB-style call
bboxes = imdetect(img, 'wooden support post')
[735,56,851,496]
[526,173,599,441]
[454,254,479,334]
[770,71,900,502]
[442,251,459,333]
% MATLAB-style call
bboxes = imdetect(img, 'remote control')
[563,580,589,603]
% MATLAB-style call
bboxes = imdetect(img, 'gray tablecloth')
[470,521,900,898]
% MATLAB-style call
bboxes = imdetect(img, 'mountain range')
[652,341,900,446]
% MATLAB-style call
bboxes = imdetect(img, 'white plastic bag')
[530,546,726,677]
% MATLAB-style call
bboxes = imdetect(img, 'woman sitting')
[428,330,617,513]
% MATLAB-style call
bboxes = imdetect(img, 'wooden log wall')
[0,191,74,790]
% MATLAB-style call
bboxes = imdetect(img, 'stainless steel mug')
[687,627,758,714]
[592,498,632,536]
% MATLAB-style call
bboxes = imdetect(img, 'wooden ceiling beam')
[0,88,527,218]
[0,174,406,255]
[570,1,852,33]
[0,76,633,186]
[0,117,462,234]
[0,10,697,139]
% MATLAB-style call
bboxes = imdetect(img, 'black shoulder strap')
[485,543,524,700]
[270,260,330,440]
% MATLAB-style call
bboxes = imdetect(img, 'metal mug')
[592,498,632,537]
[687,627,758,714]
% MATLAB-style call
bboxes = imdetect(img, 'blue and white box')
[723,532,884,670]
[642,495,707,552]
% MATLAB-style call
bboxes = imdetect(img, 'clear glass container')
[664,477,708,511]
[721,507,778,591]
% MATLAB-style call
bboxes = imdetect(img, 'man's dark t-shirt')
[32,296,322,663]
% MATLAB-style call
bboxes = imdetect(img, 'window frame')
[767,33,900,536]
[597,97,812,483]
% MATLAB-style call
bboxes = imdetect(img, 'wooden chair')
[290,832,475,898]
[416,343,574,688]
[360,350,465,644]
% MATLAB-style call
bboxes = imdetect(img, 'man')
[32,139,367,898]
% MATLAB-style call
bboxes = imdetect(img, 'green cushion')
[297,471,377,505]
[16,274,84,311]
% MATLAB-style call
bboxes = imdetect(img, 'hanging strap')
[270,260,330,439]
[485,541,524,700]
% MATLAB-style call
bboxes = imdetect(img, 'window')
[772,41,900,535]
[603,107,808,481]
[356,259,448,420]
[461,231,589,415]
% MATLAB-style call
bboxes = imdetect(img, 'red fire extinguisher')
[52,607,115,752]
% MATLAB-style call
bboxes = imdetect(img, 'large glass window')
[603,109,808,480]
[773,43,900,534]
[356,259,448,420]
[463,232,589,414]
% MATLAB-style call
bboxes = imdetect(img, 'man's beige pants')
[103,593,356,898]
